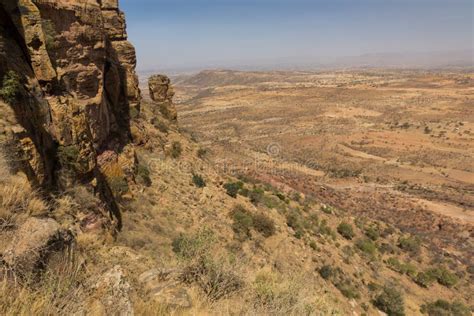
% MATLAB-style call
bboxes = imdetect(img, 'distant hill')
[139,50,473,75]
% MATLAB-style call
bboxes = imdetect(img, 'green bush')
[252,213,276,237]
[373,285,405,316]
[386,257,417,278]
[415,271,437,288]
[398,235,421,256]
[356,238,378,257]
[223,181,243,198]
[337,222,355,240]
[136,163,152,186]
[170,141,182,158]
[230,205,254,239]
[230,205,275,239]
[0,71,22,104]
[172,229,215,260]
[318,265,360,299]
[420,299,470,316]
[192,174,206,188]
[286,211,305,239]
[422,267,459,288]
[365,226,380,241]
[319,265,334,280]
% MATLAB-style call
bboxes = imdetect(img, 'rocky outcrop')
[0,0,140,189]
[2,217,73,275]
[148,74,177,121]
[0,0,142,230]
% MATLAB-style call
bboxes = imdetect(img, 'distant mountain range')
[138,50,473,75]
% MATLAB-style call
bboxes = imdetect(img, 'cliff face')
[0,0,140,190]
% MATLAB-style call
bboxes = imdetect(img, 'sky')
[120,0,473,71]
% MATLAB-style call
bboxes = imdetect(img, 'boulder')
[2,217,73,274]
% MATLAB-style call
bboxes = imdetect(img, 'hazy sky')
[120,0,473,71]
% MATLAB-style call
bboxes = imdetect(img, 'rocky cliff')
[0,0,140,192]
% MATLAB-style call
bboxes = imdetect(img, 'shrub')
[170,141,182,158]
[172,229,215,260]
[230,206,275,239]
[0,71,22,104]
[230,205,253,239]
[136,162,151,186]
[318,265,359,299]
[252,213,276,237]
[309,241,318,251]
[424,267,459,288]
[318,222,336,240]
[108,176,129,197]
[356,238,377,257]
[415,271,437,288]
[180,257,243,301]
[192,174,206,188]
[336,280,360,299]
[365,226,380,241]
[386,257,417,278]
[223,182,243,198]
[319,265,334,280]
[373,285,405,316]
[398,235,421,256]
[337,222,355,240]
[197,147,208,159]
[420,299,470,316]
[286,211,305,239]
[249,187,265,205]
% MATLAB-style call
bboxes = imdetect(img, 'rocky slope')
[0,1,472,315]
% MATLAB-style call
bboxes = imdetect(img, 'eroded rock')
[148,75,177,121]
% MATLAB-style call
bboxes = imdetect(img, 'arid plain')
[172,69,474,263]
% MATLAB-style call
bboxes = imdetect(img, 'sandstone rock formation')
[148,74,177,121]
[0,0,142,231]
[0,0,140,189]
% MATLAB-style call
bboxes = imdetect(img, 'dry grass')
[0,174,48,231]
[0,252,85,315]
